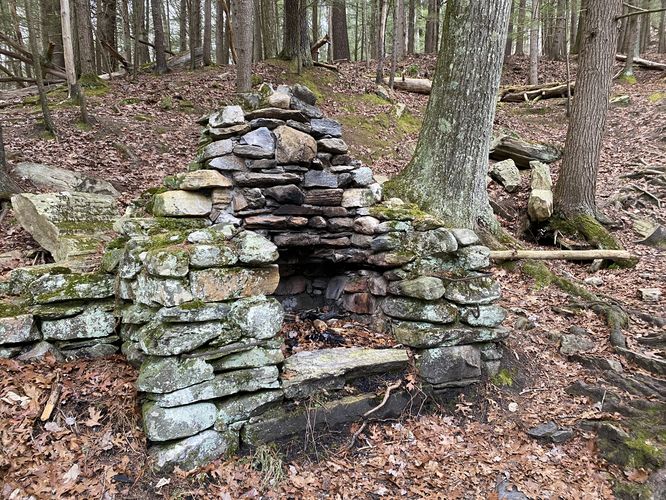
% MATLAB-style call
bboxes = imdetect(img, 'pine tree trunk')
[386,0,512,230]
[73,0,95,75]
[407,0,415,54]
[120,0,133,65]
[99,0,118,71]
[573,0,586,53]
[553,0,622,218]
[216,0,225,63]
[179,0,188,51]
[280,0,312,67]
[262,0,277,59]
[231,0,252,91]
[394,0,406,60]
[505,0,515,59]
[164,0,172,52]
[553,0,566,60]
[374,0,388,83]
[332,0,350,60]
[515,0,527,55]
[623,6,639,79]
[529,0,540,84]
[152,0,168,73]
[252,0,263,61]
[639,0,650,53]
[569,0,578,54]
[189,0,200,68]
[424,0,437,53]
[660,0,666,53]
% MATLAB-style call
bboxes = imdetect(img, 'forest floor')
[0,55,665,498]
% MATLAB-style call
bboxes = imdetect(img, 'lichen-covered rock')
[189,244,239,268]
[190,266,279,301]
[310,118,342,138]
[187,224,237,244]
[150,429,239,472]
[121,341,146,368]
[560,334,595,356]
[209,106,245,128]
[530,161,553,190]
[133,273,193,307]
[156,302,231,323]
[211,347,284,371]
[150,365,280,407]
[388,277,446,300]
[121,304,159,325]
[342,188,378,208]
[61,342,118,360]
[443,276,501,305]
[391,321,508,348]
[208,155,246,172]
[138,320,237,356]
[457,245,491,270]
[451,228,480,246]
[152,191,212,217]
[41,306,115,340]
[460,305,507,327]
[528,189,554,222]
[168,170,233,190]
[137,357,215,393]
[233,232,278,265]
[382,296,458,324]
[417,345,482,387]
[226,296,284,340]
[145,248,189,277]
[143,401,217,441]
[317,138,349,154]
[490,159,521,192]
[281,347,409,399]
[215,390,283,429]
[30,272,114,304]
[274,125,317,164]
[13,162,120,197]
[0,314,39,345]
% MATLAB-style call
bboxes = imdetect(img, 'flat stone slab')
[143,401,217,441]
[41,306,115,341]
[281,347,409,399]
[0,314,39,345]
[150,429,239,472]
[30,272,115,304]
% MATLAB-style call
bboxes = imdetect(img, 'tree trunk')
[203,0,212,65]
[529,0,540,84]
[639,0,650,54]
[515,0,527,55]
[72,0,95,75]
[179,0,188,51]
[424,0,438,53]
[553,0,566,60]
[152,0,168,73]
[99,0,118,71]
[216,0,225,63]
[394,0,406,60]
[374,0,388,83]
[505,0,515,60]
[26,0,57,135]
[164,0,172,52]
[189,0,200,68]
[407,0,415,54]
[553,0,622,219]
[569,0,578,54]
[59,0,78,97]
[332,0,350,60]
[262,0,278,59]
[120,0,133,65]
[231,0,252,91]
[573,0,586,53]
[280,0,313,67]
[40,0,65,69]
[389,0,399,87]
[252,0,263,61]
[386,0,512,230]
[135,0,150,65]
[660,0,666,53]
[622,5,639,79]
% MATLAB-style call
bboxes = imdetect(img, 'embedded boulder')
[12,162,120,197]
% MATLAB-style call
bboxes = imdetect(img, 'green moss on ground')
[491,369,514,387]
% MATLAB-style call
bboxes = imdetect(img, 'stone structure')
[0,84,507,472]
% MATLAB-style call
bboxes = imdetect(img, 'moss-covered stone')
[137,356,215,393]
[30,272,115,304]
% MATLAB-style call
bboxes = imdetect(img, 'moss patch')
[648,92,665,103]
[491,369,514,387]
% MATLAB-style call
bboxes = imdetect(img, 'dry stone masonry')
[0,84,508,472]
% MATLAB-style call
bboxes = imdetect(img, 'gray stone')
[137,357,215,393]
[274,126,318,164]
[388,277,445,300]
[0,314,39,344]
[382,296,458,324]
[528,189,553,222]
[353,216,380,235]
[303,170,339,188]
[208,123,251,140]
[392,321,509,348]
[490,159,521,192]
[169,170,233,190]
[208,155,246,172]
[227,296,284,340]
[41,306,115,340]
[62,343,118,360]
[190,266,280,302]
[317,138,349,154]
[145,248,189,278]
[342,188,378,208]
[417,345,482,387]
[138,321,236,356]
[560,334,595,356]
[215,390,283,428]
[638,287,661,303]
[144,401,217,442]
[150,429,239,472]
[351,167,374,187]
[264,184,305,204]
[17,341,64,362]
[292,84,317,105]
[200,139,234,161]
[526,421,558,439]
[113,217,211,239]
[13,162,120,197]
[281,347,409,399]
[451,228,480,246]
[209,106,245,128]
[189,244,239,268]
[187,224,236,243]
[133,273,193,307]
[0,347,21,358]
[156,302,232,323]
[233,231,279,264]
[310,118,342,138]
[290,97,323,119]
[151,366,280,407]
[152,191,212,217]
[457,245,491,270]
[267,92,291,109]
[211,347,284,371]
[444,277,501,305]
[121,341,146,368]
[460,305,507,327]
[233,172,302,187]
[240,127,275,153]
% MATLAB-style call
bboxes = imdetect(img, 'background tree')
[280,0,312,68]
[515,0,527,55]
[203,0,212,65]
[152,0,169,73]
[529,0,540,84]
[332,0,351,60]
[386,0,512,231]
[231,0,252,91]
[394,0,406,61]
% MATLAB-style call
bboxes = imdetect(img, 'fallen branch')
[40,374,61,421]
[310,34,330,56]
[313,61,338,72]
[129,34,175,56]
[490,249,634,261]
[383,77,432,94]
[499,82,575,102]
[349,380,402,448]
[615,54,666,71]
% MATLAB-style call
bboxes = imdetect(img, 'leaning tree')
[386,0,512,233]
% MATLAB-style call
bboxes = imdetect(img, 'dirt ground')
[0,55,664,498]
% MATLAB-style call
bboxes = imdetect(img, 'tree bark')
[386,0,512,230]
[215,0,225,63]
[660,0,666,53]
[639,0,650,54]
[529,0,540,84]
[262,0,277,59]
[40,0,65,69]
[569,0,578,54]
[622,5,639,79]
[573,0,586,53]
[505,0,515,60]
[515,0,527,55]
[374,0,388,83]
[407,0,415,54]
[203,0,212,65]
[152,0,169,73]
[59,0,81,103]
[280,0,313,67]
[332,0,350,60]
[231,0,252,91]
[553,0,622,219]
[394,0,406,60]
[189,0,201,68]
[179,0,188,51]
[553,0,567,60]
[252,0,263,61]
[98,0,118,71]
[424,0,438,53]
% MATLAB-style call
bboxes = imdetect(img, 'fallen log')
[311,34,330,56]
[490,249,634,261]
[383,77,432,94]
[490,135,561,168]
[313,61,338,72]
[616,54,666,71]
[499,82,574,102]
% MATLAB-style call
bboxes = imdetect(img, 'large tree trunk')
[261,0,277,59]
[553,0,622,219]
[394,0,406,61]
[660,0,666,53]
[374,0,388,83]
[573,0,586,53]
[639,0,650,54]
[189,0,201,68]
[529,0,540,84]
[40,0,65,69]
[515,0,527,55]
[569,0,578,54]
[252,0,263,61]
[215,0,225,64]
[120,0,133,65]
[134,0,150,65]
[332,0,350,60]
[386,0,512,230]
[152,0,168,73]
[98,0,117,71]
[553,0,566,60]
[407,0,415,54]
[179,0,188,51]
[622,5,639,80]
[73,0,95,75]
[203,0,212,65]
[231,0,252,91]
[504,0,515,60]
[280,0,312,67]
[424,0,438,53]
